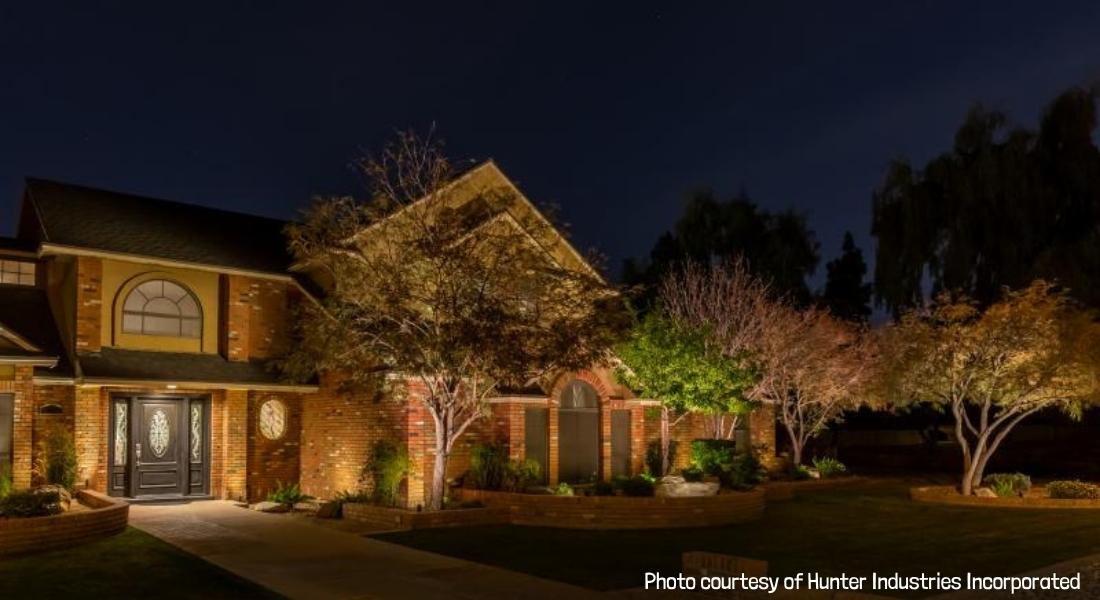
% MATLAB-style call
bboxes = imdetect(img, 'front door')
[110,395,209,498]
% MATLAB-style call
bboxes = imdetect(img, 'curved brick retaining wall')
[912,485,1100,509]
[453,488,765,529]
[0,489,129,556]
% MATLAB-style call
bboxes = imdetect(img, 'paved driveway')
[130,500,603,600]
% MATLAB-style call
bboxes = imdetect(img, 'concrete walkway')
[130,500,603,600]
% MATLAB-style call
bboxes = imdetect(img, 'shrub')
[690,439,738,476]
[552,482,574,496]
[267,481,313,506]
[0,488,62,518]
[681,466,705,482]
[368,439,410,507]
[790,464,812,480]
[644,440,678,476]
[0,462,11,500]
[34,425,77,490]
[614,474,656,497]
[469,443,510,490]
[982,473,1031,497]
[1047,480,1100,500]
[504,458,541,492]
[812,456,848,479]
[591,480,615,496]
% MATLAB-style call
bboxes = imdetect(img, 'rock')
[34,485,72,509]
[250,501,289,513]
[316,501,342,519]
[974,487,998,498]
[655,476,720,498]
[293,500,320,512]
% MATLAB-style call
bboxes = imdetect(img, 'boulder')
[293,500,320,512]
[316,501,342,519]
[250,501,290,513]
[974,487,998,498]
[34,485,72,509]
[655,475,720,498]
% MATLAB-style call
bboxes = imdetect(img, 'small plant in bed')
[811,456,847,479]
[0,488,62,518]
[553,482,575,496]
[267,481,313,507]
[1047,480,1100,500]
[982,473,1031,497]
[613,474,656,497]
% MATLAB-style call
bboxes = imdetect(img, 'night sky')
[2,2,1099,286]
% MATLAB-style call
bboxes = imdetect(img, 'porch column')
[222,389,248,501]
[749,403,780,471]
[6,366,35,489]
[73,385,106,491]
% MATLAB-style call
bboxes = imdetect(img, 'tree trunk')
[783,421,802,467]
[428,417,449,511]
[660,407,671,476]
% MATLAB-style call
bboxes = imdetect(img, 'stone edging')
[911,485,1100,509]
[452,487,766,529]
[342,503,506,530]
[763,476,865,501]
[0,489,129,556]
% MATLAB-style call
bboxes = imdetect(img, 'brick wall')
[0,366,36,488]
[74,256,102,353]
[73,386,107,491]
[221,389,248,500]
[221,275,293,362]
[0,490,128,557]
[31,385,75,483]
[247,391,301,500]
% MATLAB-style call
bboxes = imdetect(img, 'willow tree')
[286,132,627,510]
[878,281,1100,495]
[615,311,758,475]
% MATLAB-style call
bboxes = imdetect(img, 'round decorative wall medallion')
[148,409,170,458]
[259,399,286,440]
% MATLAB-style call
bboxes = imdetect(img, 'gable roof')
[21,178,293,274]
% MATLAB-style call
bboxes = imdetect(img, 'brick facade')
[221,275,293,362]
[247,391,302,500]
[74,256,102,353]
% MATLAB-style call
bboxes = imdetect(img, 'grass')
[373,480,1100,593]
[0,527,283,599]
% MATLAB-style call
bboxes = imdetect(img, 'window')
[258,399,286,440]
[560,380,598,409]
[0,260,35,286]
[122,279,202,338]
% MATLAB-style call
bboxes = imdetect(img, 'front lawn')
[0,527,283,599]
[373,480,1100,592]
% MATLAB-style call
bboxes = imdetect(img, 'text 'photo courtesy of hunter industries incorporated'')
[643,571,1085,596]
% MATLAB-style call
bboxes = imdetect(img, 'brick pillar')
[403,391,430,510]
[547,397,559,486]
[75,256,102,353]
[73,386,106,490]
[8,366,35,489]
[507,404,524,461]
[223,389,248,500]
[630,406,645,476]
[749,403,780,471]
[223,275,256,362]
[600,398,612,481]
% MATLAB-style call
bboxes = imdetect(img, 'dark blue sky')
[2,2,1099,286]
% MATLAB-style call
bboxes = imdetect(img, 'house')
[0,163,777,508]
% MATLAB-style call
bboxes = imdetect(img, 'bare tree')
[285,131,627,509]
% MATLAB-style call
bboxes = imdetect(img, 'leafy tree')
[625,189,820,307]
[876,281,1100,495]
[821,231,871,321]
[873,86,1100,315]
[615,311,758,476]
[285,132,628,510]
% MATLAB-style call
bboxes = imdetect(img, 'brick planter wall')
[0,489,129,557]
[454,488,765,529]
[912,485,1100,509]
[342,503,506,530]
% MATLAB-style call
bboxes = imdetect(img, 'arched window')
[559,379,599,409]
[122,279,202,338]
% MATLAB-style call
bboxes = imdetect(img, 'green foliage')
[266,481,313,506]
[873,87,1100,313]
[690,439,738,476]
[615,312,758,418]
[614,474,656,497]
[591,480,615,496]
[552,482,574,496]
[644,440,677,477]
[335,489,373,503]
[0,462,11,500]
[681,466,704,482]
[1047,480,1100,500]
[822,232,871,322]
[719,452,766,490]
[33,425,77,490]
[0,488,62,518]
[469,444,541,492]
[790,464,812,480]
[366,439,410,507]
[812,457,848,479]
[982,473,1031,497]
[469,443,509,490]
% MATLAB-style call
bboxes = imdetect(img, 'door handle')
[135,442,142,462]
